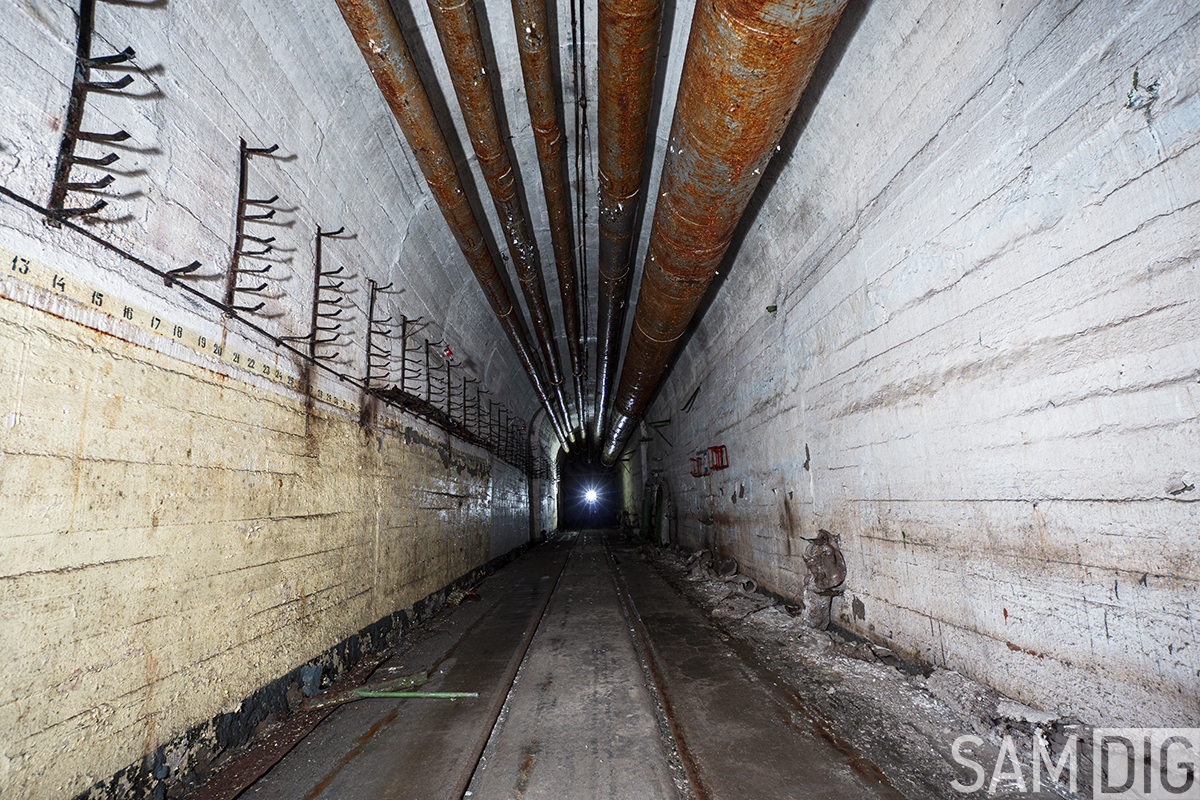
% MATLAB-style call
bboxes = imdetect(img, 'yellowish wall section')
[0,292,506,797]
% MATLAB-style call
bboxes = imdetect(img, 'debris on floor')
[447,586,482,604]
[299,670,479,712]
[301,671,431,711]
[801,529,847,630]
[803,529,847,591]
[645,542,1088,799]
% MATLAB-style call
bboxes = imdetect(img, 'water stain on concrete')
[781,496,798,557]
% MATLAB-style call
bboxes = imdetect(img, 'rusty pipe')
[602,0,848,464]
[426,0,573,441]
[594,0,665,446]
[509,0,586,439]
[334,0,571,450]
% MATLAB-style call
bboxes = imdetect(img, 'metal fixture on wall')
[395,314,410,395]
[601,0,850,464]
[425,0,574,441]
[162,260,202,289]
[308,225,350,368]
[364,279,395,389]
[424,337,443,404]
[224,140,281,316]
[335,0,571,450]
[593,0,666,445]
[48,0,138,222]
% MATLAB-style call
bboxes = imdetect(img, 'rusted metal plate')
[603,0,849,463]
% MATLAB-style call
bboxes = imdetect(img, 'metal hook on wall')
[163,260,201,289]
[302,225,354,367]
[47,0,139,224]
[224,138,283,316]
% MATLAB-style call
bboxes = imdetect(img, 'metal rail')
[602,535,710,800]
[450,535,576,798]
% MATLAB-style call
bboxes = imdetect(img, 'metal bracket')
[47,0,138,222]
[224,138,283,315]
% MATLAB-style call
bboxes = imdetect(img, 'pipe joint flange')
[633,316,686,345]
[713,0,843,43]
[531,120,559,138]
[429,0,472,11]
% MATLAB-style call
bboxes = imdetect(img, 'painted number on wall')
[1,245,365,417]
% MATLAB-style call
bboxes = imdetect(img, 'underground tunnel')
[1,0,1197,797]
[558,459,623,530]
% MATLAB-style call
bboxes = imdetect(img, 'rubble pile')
[640,542,1088,800]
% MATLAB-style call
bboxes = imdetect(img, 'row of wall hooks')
[48,0,138,221]
[364,278,395,388]
[309,225,350,365]
[224,139,282,314]
[9,0,540,473]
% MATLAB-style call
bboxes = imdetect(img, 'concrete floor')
[467,533,679,798]
[224,532,902,799]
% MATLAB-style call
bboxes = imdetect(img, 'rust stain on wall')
[0,301,519,799]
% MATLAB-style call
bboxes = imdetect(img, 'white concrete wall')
[0,0,546,412]
[538,469,560,533]
[0,1,540,797]
[490,457,531,557]
[645,0,1199,728]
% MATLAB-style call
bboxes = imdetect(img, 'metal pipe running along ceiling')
[593,0,666,447]
[602,0,850,464]
[426,0,575,443]
[334,0,572,451]
[510,0,588,441]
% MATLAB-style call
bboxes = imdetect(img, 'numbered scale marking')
[2,246,367,417]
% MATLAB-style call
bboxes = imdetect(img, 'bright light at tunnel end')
[584,488,598,505]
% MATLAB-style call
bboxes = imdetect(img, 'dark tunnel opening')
[557,457,622,529]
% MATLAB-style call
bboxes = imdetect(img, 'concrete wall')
[1,1,535,797]
[0,280,521,797]
[531,430,560,534]
[491,458,532,557]
[537,472,560,534]
[620,442,642,529]
[644,0,1199,728]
